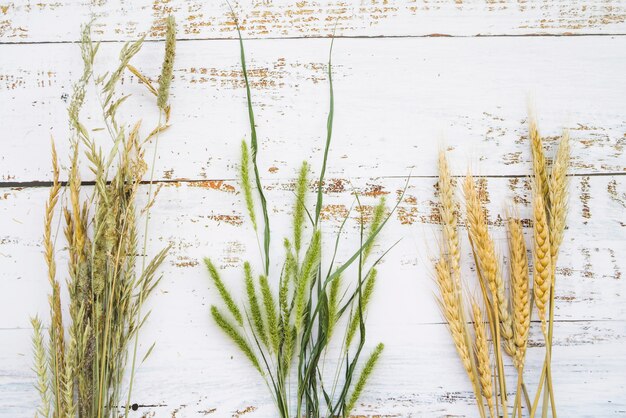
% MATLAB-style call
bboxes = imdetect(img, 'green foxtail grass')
[205,12,405,418]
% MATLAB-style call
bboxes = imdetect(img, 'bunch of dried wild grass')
[205,17,402,418]
[434,115,569,418]
[31,17,176,418]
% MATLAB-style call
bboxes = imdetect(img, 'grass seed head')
[532,183,552,332]
[157,15,176,111]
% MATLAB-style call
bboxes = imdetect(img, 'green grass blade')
[233,16,271,275]
[314,36,335,226]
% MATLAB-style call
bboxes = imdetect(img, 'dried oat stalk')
[32,18,175,418]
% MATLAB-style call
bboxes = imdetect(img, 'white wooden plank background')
[1,1,625,417]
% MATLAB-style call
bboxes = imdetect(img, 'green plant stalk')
[314,36,335,227]
[530,282,557,418]
[472,250,508,417]
[232,12,271,276]
[209,8,401,417]
[469,238,499,418]
[124,110,163,417]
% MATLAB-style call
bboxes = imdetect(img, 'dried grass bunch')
[434,114,570,418]
[205,20,401,418]
[31,17,176,418]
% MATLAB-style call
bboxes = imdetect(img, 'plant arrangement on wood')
[31,16,176,418]
[433,114,569,418]
[204,20,403,418]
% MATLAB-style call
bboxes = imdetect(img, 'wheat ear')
[529,113,550,205]
[464,174,515,357]
[548,129,570,267]
[507,215,531,370]
[31,316,51,418]
[472,300,495,418]
[438,150,462,293]
[434,259,474,384]
[532,183,552,333]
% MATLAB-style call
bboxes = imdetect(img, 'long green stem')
[124,111,163,416]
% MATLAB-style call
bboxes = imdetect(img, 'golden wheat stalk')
[472,300,495,418]
[529,113,550,205]
[532,180,552,333]
[507,215,531,370]
[464,174,515,357]
[438,150,462,293]
[434,259,474,383]
[548,130,570,267]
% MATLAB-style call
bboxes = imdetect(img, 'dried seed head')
[438,151,461,291]
[157,15,176,111]
[471,300,495,418]
[240,140,257,230]
[548,130,570,267]
[293,161,309,254]
[532,183,552,332]
[464,174,515,357]
[529,113,550,206]
[508,216,531,369]
[434,258,475,385]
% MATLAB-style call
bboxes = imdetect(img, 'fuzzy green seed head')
[240,140,257,230]
[157,15,176,110]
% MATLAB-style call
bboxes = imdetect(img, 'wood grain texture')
[1,175,625,416]
[1,0,626,42]
[1,36,625,183]
[1,1,625,417]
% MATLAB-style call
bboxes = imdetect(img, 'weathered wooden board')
[2,0,626,42]
[1,174,625,416]
[3,321,625,417]
[2,1,626,416]
[1,36,626,183]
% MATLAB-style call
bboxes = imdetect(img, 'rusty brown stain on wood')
[607,179,625,208]
[363,183,390,197]
[397,204,418,225]
[323,178,346,193]
[607,248,622,280]
[579,175,591,223]
[231,405,257,417]
[580,247,594,279]
[187,180,237,193]
[207,213,243,226]
[320,203,349,221]
[172,255,199,268]
[503,151,523,165]
[508,178,530,205]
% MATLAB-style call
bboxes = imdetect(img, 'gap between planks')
[1,32,626,47]
[1,171,625,189]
